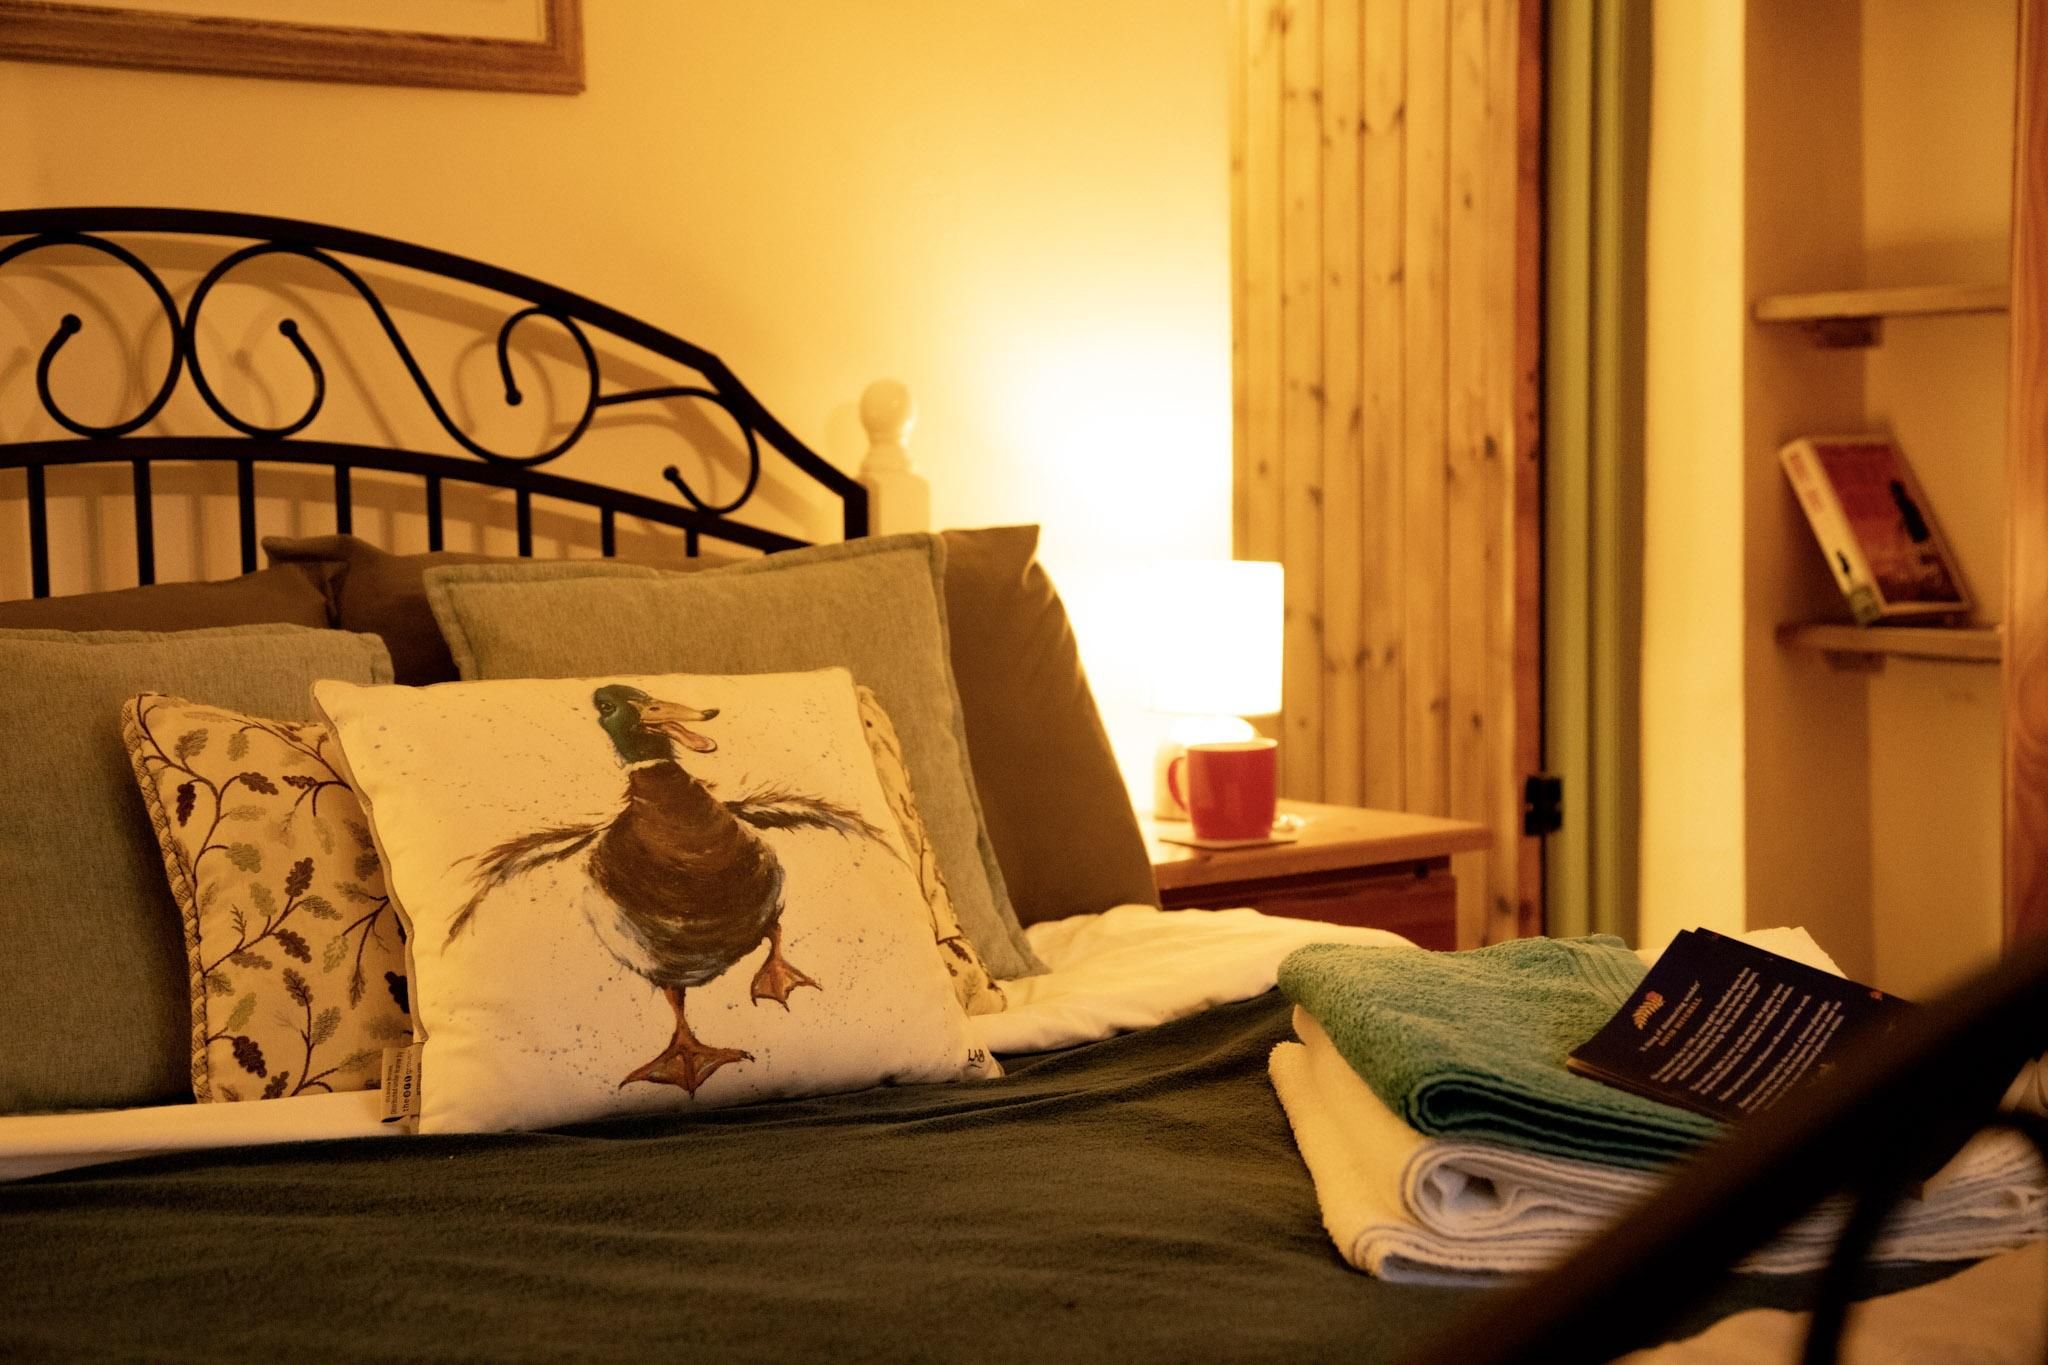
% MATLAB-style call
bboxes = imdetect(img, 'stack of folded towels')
[1269,932,2048,1285]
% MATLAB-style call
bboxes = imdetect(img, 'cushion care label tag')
[380,1044,423,1123]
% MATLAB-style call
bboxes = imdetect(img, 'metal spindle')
[516,487,533,557]
[27,465,48,598]
[685,527,700,559]
[235,458,256,573]
[425,475,444,552]
[132,460,155,585]
[600,506,616,558]
[333,465,353,535]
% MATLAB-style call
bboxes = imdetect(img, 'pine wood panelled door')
[1231,0,1542,947]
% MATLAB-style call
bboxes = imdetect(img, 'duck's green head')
[592,684,720,764]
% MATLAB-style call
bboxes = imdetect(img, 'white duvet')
[0,905,1408,1182]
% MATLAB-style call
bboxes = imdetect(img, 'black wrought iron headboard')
[0,206,868,598]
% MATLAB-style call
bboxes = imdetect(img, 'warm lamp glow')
[1143,560,1284,718]
[1053,558,1284,819]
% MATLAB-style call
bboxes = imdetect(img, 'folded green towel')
[1277,936,1720,1170]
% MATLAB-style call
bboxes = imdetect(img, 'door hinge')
[1522,773,1563,837]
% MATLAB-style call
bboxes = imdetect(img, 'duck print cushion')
[855,685,1005,1017]
[314,668,999,1135]
[122,694,412,1102]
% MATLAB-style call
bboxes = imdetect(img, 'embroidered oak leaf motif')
[336,1047,378,1074]
[125,694,406,1104]
[231,1035,267,1077]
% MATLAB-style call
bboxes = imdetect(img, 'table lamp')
[1146,559,1284,820]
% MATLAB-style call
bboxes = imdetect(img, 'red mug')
[1167,739,1279,841]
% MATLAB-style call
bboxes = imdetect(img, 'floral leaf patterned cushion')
[314,667,997,1136]
[122,694,411,1102]
[855,685,1005,1017]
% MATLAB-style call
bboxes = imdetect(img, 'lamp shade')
[1145,559,1284,717]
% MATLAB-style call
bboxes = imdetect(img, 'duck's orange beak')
[639,698,719,753]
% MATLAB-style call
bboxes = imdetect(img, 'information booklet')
[1567,930,1914,1123]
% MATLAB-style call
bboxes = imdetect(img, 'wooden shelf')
[1777,621,2002,667]
[1754,283,2009,322]
[1753,284,2009,347]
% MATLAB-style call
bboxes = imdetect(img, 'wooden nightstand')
[1143,800,1490,950]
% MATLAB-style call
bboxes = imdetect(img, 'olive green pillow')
[425,534,1045,981]
[937,526,1157,925]
[0,563,333,633]
[0,625,394,1114]
[264,534,735,686]
[263,535,509,686]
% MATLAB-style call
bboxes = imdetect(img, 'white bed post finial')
[857,379,930,534]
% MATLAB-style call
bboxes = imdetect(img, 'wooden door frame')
[1512,0,1545,938]
[2008,0,2048,939]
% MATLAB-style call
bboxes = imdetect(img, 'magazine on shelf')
[1779,434,1970,625]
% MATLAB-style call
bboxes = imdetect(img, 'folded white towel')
[1271,1006,2048,1285]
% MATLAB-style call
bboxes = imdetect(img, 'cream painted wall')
[0,1,1233,586]
[1639,0,2016,986]
[1740,0,1874,977]
[1859,0,2014,998]
[1638,0,1749,951]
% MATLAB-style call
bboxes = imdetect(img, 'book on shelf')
[1779,434,1971,626]
[1566,929,1914,1125]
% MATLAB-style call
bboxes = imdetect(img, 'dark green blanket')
[0,993,1959,1363]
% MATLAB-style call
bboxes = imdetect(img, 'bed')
[1,208,2043,1364]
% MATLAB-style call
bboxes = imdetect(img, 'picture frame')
[0,0,584,95]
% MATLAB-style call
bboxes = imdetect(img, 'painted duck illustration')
[447,684,890,1095]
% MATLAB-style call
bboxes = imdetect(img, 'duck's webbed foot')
[621,986,751,1095]
[750,919,820,1008]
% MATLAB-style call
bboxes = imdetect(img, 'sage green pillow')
[0,625,394,1114]
[425,535,1045,980]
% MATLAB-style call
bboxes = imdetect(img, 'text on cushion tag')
[380,1044,423,1122]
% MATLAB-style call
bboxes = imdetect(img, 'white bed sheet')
[0,905,1403,1182]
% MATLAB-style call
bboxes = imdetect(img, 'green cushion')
[938,527,1158,924]
[0,564,332,633]
[425,534,1044,980]
[263,534,732,686]
[0,625,394,1114]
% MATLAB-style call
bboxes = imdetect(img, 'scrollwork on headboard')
[0,206,867,596]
